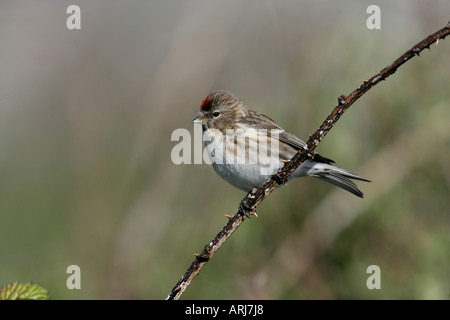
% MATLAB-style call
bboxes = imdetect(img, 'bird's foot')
[239,201,257,218]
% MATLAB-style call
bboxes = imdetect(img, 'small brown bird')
[193,90,369,197]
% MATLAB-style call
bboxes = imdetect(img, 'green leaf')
[0,282,49,300]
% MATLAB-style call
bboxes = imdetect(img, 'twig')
[166,22,450,300]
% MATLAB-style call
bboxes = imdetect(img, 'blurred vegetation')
[0,1,449,299]
[0,282,49,300]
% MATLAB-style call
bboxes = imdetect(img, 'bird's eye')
[212,112,220,117]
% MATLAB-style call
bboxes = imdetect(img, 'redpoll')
[193,90,369,197]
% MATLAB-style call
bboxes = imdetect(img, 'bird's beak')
[193,112,206,124]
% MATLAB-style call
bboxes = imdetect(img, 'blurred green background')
[0,0,449,299]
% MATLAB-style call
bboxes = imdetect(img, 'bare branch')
[166,22,450,300]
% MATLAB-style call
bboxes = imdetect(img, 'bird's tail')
[302,161,370,198]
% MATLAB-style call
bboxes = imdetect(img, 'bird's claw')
[239,202,257,218]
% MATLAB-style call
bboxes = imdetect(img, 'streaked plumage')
[193,90,370,197]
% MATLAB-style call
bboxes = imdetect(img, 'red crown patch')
[200,97,212,111]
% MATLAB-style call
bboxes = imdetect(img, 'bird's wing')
[278,130,307,150]
[279,130,336,164]
[242,111,304,148]
[243,109,334,164]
